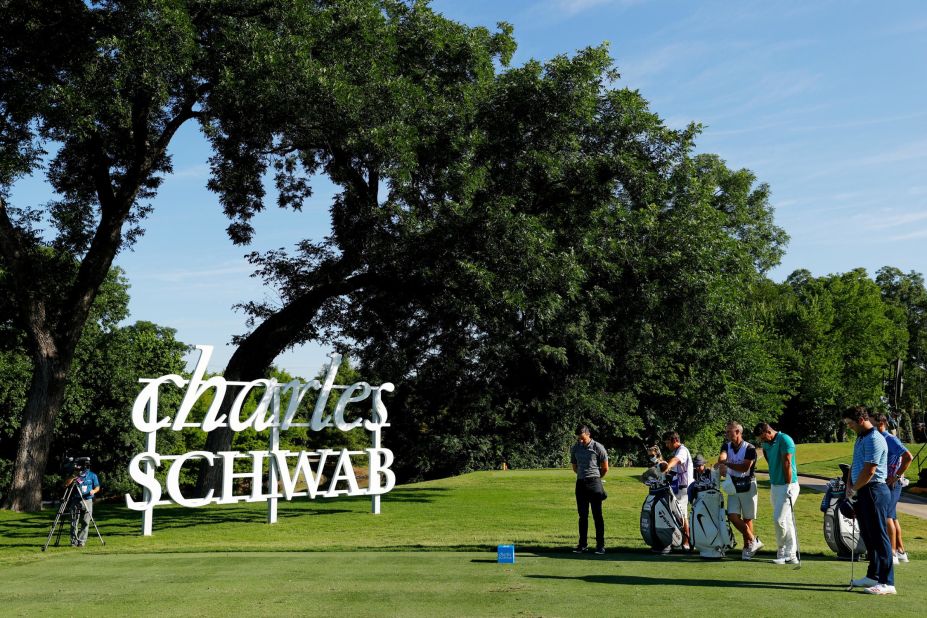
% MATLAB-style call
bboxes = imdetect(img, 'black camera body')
[62,456,91,476]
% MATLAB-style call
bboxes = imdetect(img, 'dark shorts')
[888,481,902,519]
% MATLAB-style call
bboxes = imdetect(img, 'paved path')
[793,473,927,519]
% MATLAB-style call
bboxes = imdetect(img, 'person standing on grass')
[875,413,913,564]
[570,425,608,555]
[843,406,895,595]
[753,422,799,565]
[717,421,763,560]
[659,430,693,550]
[64,461,100,548]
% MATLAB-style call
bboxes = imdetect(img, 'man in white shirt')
[660,430,693,550]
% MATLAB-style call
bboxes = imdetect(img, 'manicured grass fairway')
[1,468,926,616]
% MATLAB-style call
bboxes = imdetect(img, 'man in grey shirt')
[570,425,609,554]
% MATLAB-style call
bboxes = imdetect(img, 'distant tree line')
[1,1,925,507]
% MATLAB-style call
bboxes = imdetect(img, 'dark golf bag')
[640,475,684,552]
[689,476,736,559]
[821,477,865,560]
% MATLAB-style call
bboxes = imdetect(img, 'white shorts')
[726,478,758,520]
[674,489,689,519]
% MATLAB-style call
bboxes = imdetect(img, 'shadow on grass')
[525,573,846,592]
[0,485,451,544]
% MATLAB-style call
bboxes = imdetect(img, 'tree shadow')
[379,487,449,503]
[525,573,846,592]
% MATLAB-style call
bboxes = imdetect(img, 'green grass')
[1,467,926,616]
[753,441,926,484]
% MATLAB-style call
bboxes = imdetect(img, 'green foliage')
[0,262,189,497]
[876,266,927,437]
[763,269,908,441]
[331,45,790,479]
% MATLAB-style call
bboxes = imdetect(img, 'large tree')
[197,23,788,485]
[192,0,515,494]
[876,266,927,438]
[0,259,188,498]
[772,268,907,441]
[0,0,365,510]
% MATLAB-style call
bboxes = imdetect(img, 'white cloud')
[888,227,927,241]
[856,209,927,231]
[549,0,647,17]
[858,139,927,167]
[135,262,254,283]
[173,164,210,179]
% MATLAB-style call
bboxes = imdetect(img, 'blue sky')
[12,0,927,377]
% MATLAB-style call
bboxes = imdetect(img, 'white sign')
[126,345,395,535]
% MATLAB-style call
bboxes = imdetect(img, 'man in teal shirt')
[753,422,799,564]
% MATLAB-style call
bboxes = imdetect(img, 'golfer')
[844,406,895,595]
[570,425,608,555]
[875,414,913,564]
[753,422,799,564]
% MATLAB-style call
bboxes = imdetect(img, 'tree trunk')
[900,410,915,443]
[193,271,374,497]
[2,354,69,511]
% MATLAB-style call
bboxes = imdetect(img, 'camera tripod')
[42,479,105,551]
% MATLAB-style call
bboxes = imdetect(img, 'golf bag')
[821,474,865,560]
[689,473,736,559]
[640,474,684,552]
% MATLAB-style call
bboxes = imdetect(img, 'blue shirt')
[880,430,909,477]
[76,471,100,500]
[762,432,797,485]
[851,427,887,485]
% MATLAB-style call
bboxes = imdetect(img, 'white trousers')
[770,483,800,557]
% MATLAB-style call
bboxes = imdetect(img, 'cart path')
[789,473,927,519]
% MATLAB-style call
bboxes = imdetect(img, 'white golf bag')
[689,471,736,559]
[640,473,685,552]
[821,477,866,560]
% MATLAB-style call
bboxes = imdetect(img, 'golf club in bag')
[821,463,865,560]
[689,469,736,559]
[640,471,684,552]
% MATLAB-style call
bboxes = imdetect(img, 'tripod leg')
[42,485,73,551]
[76,493,105,547]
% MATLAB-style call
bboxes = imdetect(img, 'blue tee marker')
[497,544,515,563]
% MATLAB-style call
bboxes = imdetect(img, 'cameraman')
[64,460,99,547]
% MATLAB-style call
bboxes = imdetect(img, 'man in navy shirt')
[843,406,894,595]
[875,414,913,563]
[65,463,100,547]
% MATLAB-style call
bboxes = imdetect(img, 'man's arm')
[852,463,878,492]
[889,450,913,487]
[661,456,680,472]
[782,452,793,482]
[726,449,756,474]
[599,460,609,478]
[715,449,728,474]
[572,463,578,474]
